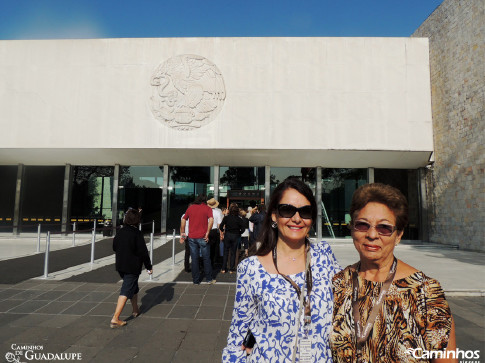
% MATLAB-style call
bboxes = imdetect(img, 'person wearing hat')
[207,198,223,268]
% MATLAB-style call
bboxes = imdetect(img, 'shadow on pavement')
[0,238,114,284]
[140,283,176,314]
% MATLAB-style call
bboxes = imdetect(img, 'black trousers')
[222,232,240,271]
[208,229,220,267]
[184,241,191,271]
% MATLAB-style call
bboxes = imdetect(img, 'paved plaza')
[0,234,483,362]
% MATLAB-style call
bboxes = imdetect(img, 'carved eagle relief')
[150,55,226,130]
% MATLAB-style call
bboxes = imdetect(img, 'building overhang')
[0,148,433,168]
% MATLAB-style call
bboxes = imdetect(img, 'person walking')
[219,203,246,274]
[180,195,216,285]
[239,209,250,258]
[207,198,223,268]
[180,210,191,272]
[111,209,152,328]
[249,203,266,243]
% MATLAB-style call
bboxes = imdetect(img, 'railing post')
[36,224,41,253]
[172,229,176,265]
[139,223,142,231]
[72,222,76,247]
[152,220,155,235]
[149,232,154,281]
[43,231,50,278]
[90,225,96,269]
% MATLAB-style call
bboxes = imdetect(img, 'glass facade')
[20,166,65,232]
[0,166,19,231]
[375,169,419,239]
[118,166,163,231]
[321,168,367,238]
[70,166,114,230]
[166,166,213,232]
[219,167,265,209]
[0,164,423,240]
[270,167,316,193]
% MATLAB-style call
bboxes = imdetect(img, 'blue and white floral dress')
[222,240,341,363]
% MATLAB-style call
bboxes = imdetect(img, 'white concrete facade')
[0,37,433,167]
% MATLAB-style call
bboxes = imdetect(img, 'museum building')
[0,35,435,240]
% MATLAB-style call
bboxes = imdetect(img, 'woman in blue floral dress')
[222,177,341,362]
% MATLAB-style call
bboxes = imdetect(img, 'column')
[13,164,23,235]
[111,164,120,233]
[61,164,73,234]
[418,167,429,241]
[367,167,375,183]
[316,167,322,241]
[264,166,270,205]
[161,164,169,234]
[213,165,220,201]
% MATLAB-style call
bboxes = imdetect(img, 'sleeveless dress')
[222,240,341,362]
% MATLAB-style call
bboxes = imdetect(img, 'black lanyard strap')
[272,241,313,322]
[351,257,397,351]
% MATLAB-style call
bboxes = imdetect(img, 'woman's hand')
[241,345,252,355]
[147,269,153,275]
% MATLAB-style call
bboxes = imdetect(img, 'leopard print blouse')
[330,266,452,363]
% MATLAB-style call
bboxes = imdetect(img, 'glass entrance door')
[118,166,164,232]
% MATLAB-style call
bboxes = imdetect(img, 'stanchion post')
[36,223,41,253]
[139,223,142,231]
[152,220,155,235]
[149,232,154,281]
[172,229,176,265]
[72,222,76,247]
[43,231,50,278]
[90,226,95,269]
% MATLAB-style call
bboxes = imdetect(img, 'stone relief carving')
[150,54,226,130]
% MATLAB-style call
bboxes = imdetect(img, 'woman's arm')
[423,277,457,363]
[219,216,226,232]
[136,231,152,271]
[432,318,457,363]
[222,260,257,363]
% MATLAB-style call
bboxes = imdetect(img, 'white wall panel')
[0,37,433,167]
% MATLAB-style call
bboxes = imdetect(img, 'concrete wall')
[0,37,433,168]
[413,0,485,251]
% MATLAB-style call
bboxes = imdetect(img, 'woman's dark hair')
[194,194,207,204]
[254,177,317,256]
[124,209,141,226]
[349,183,408,231]
[229,203,239,216]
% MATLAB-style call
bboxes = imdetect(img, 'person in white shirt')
[207,198,224,268]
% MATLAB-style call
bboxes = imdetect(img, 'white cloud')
[7,5,108,40]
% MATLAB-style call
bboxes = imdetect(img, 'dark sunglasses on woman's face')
[352,221,397,236]
[277,204,313,219]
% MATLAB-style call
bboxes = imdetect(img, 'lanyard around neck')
[351,257,397,353]
[272,241,313,323]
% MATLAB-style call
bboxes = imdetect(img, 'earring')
[271,221,277,229]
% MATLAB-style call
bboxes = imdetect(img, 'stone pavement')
[0,236,483,362]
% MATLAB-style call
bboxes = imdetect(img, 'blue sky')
[0,0,444,39]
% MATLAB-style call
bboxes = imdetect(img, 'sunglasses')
[352,221,397,236]
[277,204,313,219]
